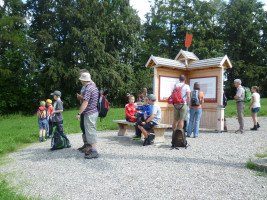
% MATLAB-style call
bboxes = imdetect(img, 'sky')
[0,0,266,21]
[130,0,267,22]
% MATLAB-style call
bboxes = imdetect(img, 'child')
[46,99,53,138]
[51,90,71,148]
[136,97,152,122]
[135,94,161,146]
[37,101,48,142]
[249,86,261,131]
[125,95,137,122]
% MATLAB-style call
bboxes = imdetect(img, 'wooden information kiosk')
[146,50,232,132]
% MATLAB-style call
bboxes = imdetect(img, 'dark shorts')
[142,121,157,131]
[251,107,260,114]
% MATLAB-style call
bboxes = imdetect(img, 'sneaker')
[132,135,141,140]
[143,138,149,146]
[257,122,260,128]
[84,151,99,159]
[147,134,155,145]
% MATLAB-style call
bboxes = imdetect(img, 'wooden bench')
[113,120,171,143]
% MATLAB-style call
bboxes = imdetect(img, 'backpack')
[171,128,188,149]
[168,84,185,104]
[243,87,252,103]
[38,108,47,119]
[51,132,66,150]
[190,90,200,106]
[98,92,109,121]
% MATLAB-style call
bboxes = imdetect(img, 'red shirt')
[125,103,137,118]
[47,105,53,116]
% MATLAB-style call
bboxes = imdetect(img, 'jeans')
[187,108,202,137]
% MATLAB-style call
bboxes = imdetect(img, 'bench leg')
[117,124,128,136]
[153,128,166,143]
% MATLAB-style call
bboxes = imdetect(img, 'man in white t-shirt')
[172,75,191,131]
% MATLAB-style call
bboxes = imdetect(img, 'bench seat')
[113,120,171,143]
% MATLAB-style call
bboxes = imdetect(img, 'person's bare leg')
[172,120,178,130]
[139,125,148,138]
[178,120,184,129]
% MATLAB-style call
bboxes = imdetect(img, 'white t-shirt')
[252,93,260,108]
[151,103,161,125]
[175,83,191,104]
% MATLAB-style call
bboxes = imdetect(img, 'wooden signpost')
[145,49,232,132]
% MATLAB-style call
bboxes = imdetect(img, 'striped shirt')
[83,83,99,115]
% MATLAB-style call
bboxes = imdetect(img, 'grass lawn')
[0,99,266,199]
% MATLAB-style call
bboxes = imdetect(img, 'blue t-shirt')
[138,104,152,115]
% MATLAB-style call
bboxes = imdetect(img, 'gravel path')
[1,117,267,200]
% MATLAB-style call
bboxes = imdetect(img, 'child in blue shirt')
[136,97,152,122]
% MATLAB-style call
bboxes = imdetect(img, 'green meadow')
[0,99,266,157]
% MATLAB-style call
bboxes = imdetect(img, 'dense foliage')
[0,0,266,115]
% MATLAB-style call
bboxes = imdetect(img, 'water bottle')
[144,111,147,120]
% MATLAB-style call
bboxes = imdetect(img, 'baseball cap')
[51,90,61,97]
[46,99,52,104]
[148,94,156,101]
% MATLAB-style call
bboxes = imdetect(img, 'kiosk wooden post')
[146,50,232,132]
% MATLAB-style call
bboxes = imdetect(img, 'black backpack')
[51,132,66,150]
[190,90,200,106]
[171,128,188,149]
[98,90,109,121]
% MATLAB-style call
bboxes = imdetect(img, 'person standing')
[76,69,90,153]
[223,90,228,132]
[51,90,71,147]
[172,74,191,131]
[187,82,204,138]
[234,79,245,134]
[76,73,99,159]
[137,88,147,102]
[249,86,261,131]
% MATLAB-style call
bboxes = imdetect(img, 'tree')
[0,0,36,115]
[26,0,142,108]
[221,0,267,97]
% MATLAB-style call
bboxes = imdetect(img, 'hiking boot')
[257,122,260,128]
[81,144,91,153]
[132,135,141,140]
[147,134,155,145]
[78,134,89,151]
[84,151,99,159]
[250,125,257,131]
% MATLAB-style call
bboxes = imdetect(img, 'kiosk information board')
[189,76,217,102]
[159,76,180,101]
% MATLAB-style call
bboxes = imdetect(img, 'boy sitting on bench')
[134,94,161,146]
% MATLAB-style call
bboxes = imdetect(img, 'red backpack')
[168,84,185,104]
[98,93,109,121]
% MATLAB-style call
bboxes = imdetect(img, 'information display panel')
[159,76,180,102]
[189,76,217,102]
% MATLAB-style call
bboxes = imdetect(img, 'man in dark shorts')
[135,94,161,146]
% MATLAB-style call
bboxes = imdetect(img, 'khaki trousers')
[236,102,245,132]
